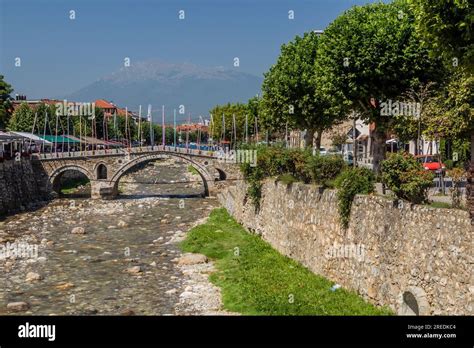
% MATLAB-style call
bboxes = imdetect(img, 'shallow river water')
[0,159,219,315]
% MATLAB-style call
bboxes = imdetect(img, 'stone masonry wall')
[0,160,48,216]
[218,180,473,315]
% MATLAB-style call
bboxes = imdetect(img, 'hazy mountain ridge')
[64,60,262,122]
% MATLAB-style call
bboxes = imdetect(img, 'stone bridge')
[32,146,241,199]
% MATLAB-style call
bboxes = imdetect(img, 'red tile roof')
[95,99,116,109]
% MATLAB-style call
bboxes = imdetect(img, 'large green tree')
[0,75,13,130]
[261,31,346,149]
[408,0,473,71]
[316,0,443,171]
[7,102,34,132]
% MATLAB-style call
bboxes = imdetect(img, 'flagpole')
[138,105,142,150]
[162,105,165,148]
[173,109,177,148]
[245,114,248,144]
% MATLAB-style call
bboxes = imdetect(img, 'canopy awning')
[80,136,108,145]
[9,131,52,144]
[39,135,80,143]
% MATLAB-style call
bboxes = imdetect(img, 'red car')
[415,155,445,173]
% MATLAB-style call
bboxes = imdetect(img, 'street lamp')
[313,29,324,36]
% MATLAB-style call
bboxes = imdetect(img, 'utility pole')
[353,112,357,168]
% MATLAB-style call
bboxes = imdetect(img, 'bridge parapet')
[33,146,241,199]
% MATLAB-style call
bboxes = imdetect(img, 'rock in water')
[71,227,86,234]
[25,272,43,282]
[117,220,128,228]
[126,266,142,274]
[7,302,30,312]
[178,253,208,265]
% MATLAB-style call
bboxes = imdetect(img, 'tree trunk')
[304,128,315,149]
[314,129,323,151]
[371,126,387,174]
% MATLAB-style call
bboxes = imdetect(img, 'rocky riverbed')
[0,159,233,315]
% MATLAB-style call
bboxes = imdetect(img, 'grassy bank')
[181,208,392,315]
[60,178,90,194]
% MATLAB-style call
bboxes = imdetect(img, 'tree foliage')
[408,0,473,71]
[0,75,14,130]
[261,31,346,148]
[316,0,444,170]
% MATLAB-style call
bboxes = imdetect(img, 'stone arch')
[49,164,93,195]
[109,152,214,196]
[397,286,430,315]
[95,163,108,180]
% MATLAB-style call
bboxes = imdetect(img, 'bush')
[334,167,375,228]
[381,152,434,204]
[447,167,466,208]
[307,154,346,187]
[287,149,312,183]
[443,159,454,170]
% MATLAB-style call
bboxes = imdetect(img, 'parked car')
[313,147,328,155]
[415,155,445,174]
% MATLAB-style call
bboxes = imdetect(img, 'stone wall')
[0,159,49,216]
[218,180,473,315]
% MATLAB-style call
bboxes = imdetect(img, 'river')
[0,159,221,315]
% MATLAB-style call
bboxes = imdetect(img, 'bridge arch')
[94,162,108,180]
[49,164,94,195]
[109,152,215,196]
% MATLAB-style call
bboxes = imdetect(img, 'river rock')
[25,272,43,282]
[117,220,128,228]
[7,302,30,312]
[126,266,142,274]
[55,282,74,290]
[178,253,208,266]
[71,227,86,234]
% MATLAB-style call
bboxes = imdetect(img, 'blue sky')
[1,0,382,98]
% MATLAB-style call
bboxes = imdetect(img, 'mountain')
[63,60,262,123]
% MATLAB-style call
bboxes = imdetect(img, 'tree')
[261,31,346,149]
[408,0,473,71]
[409,0,473,221]
[7,102,34,132]
[0,76,13,130]
[316,0,443,172]
[423,69,473,151]
[209,102,254,145]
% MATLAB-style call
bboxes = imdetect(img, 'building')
[94,99,118,117]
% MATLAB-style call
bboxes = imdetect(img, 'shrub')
[307,154,346,187]
[381,152,434,204]
[447,167,466,208]
[334,167,375,228]
[287,149,312,183]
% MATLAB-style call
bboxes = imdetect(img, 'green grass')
[187,165,199,176]
[60,178,90,194]
[181,208,393,316]
[427,201,452,209]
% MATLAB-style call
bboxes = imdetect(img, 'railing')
[33,145,217,160]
